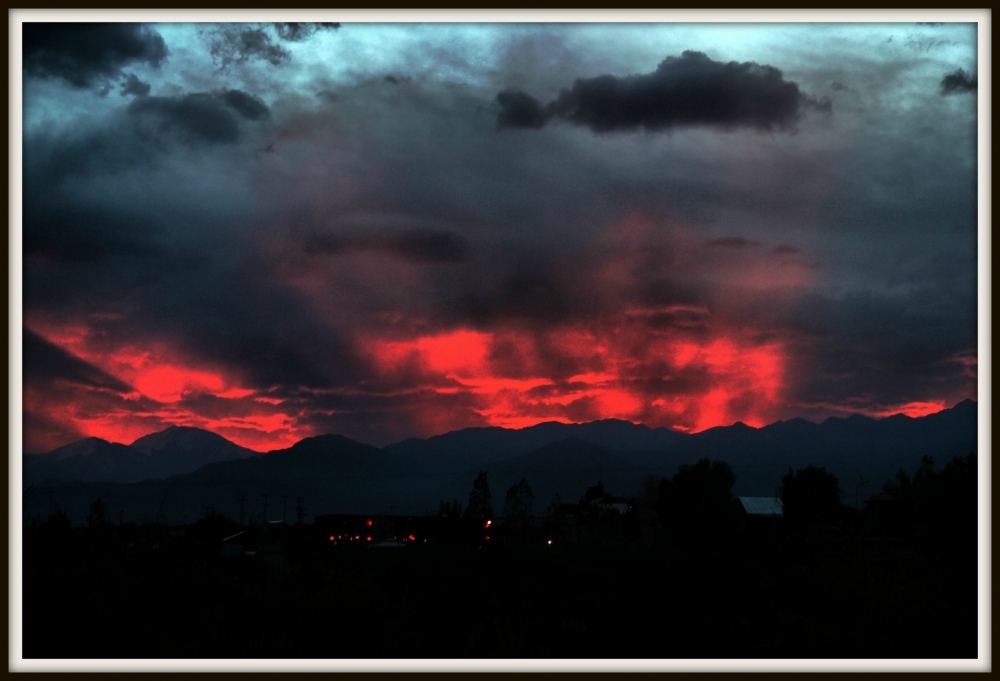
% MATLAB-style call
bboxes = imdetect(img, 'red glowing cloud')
[877,401,948,418]
[23,322,308,452]
[366,321,788,434]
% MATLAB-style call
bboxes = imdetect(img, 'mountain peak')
[45,436,116,460]
[131,425,239,452]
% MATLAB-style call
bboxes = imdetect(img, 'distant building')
[738,497,784,516]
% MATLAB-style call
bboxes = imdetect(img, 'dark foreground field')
[23,522,977,659]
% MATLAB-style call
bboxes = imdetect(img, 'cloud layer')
[20,23,979,451]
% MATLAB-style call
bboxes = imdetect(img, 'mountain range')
[22,400,978,524]
[23,426,258,485]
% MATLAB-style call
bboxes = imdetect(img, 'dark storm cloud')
[218,89,270,120]
[771,244,801,255]
[127,89,269,144]
[210,26,289,70]
[305,230,469,263]
[776,286,976,410]
[274,22,340,42]
[495,90,549,129]
[119,72,150,97]
[940,68,977,94]
[706,237,761,248]
[497,50,829,133]
[23,23,167,88]
[447,264,591,326]
[23,202,167,263]
[24,328,134,393]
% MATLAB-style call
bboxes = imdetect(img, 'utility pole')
[282,495,289,524]
[238,495,246,526]
[296,497,307,525]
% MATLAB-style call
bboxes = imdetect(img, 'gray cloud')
[497,50,830,133]
[496,90,549,129]
[127,89,269,144]
[771,244,801,255]
[273,22,340,42]
[119,72,151,97]
[940,68,977,94]
[305,229,469,263]
[707,237,761,248]
[23,23,167,89]
[209,26,289,70]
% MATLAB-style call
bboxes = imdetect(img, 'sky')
[19,19,980,453]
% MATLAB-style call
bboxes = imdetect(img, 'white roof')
[739,497,784,516]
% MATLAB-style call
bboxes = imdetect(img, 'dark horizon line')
[30,398,978,456]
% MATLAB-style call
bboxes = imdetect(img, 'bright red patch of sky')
[24,316,957,453]
[367,326,788,433]
[25,321,304,451]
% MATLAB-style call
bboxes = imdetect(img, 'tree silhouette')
[46,506,71,533]
[781,465,842,525]
[503,478,534,519]
[464,472,494,518]
[437,499,463,518]
[87,498,109,528]
[881,453,976,542]
[656,458,740,543]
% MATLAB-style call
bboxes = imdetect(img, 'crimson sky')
[21,21,979,452]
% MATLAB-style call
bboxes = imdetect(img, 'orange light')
[329,536,334,541]
[485,535,490,540]
[367,536,371,541]
[486,520,492,527]
[355,535,360,540]
[423,539,427,543]
[366,520,373,527]
[408,534,415,541]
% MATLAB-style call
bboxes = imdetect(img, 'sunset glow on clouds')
[367,327,786,433]
[20,21,978,452]
[24,320,305,451]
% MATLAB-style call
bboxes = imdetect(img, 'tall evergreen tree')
[503,478,534,518]
[465,472,494,518]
